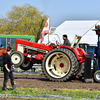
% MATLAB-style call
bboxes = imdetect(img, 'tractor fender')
[72,48,86,63]
[58,45,81,61]
[58,45,85,62]
[72,48,81,61]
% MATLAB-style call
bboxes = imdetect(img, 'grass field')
[0,87,100,99]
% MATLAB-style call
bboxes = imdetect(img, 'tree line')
[0,4,48,41]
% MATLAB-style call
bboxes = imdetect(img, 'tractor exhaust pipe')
[36,19,44,43]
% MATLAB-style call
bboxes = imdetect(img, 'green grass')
[60,89,100,99]
[0,87,100,99]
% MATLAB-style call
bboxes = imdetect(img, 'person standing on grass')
[3,47,16,91]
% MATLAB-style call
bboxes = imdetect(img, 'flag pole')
[48,29,49,45]
[48,18,50,44]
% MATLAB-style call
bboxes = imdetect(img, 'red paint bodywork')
[58,45,85,63]
[0,48,6,56]
[35,54,44,60]
[15,39,86,63]
[16,39,52,51]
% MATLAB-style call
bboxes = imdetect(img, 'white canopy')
[40,20,100,46]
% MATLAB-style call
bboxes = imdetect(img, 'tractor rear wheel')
[77,62,85,77]
[20,60,33,70]
[11,51,24,67]
[42,48,79,82]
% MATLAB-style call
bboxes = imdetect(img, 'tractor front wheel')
[11,51,24,67]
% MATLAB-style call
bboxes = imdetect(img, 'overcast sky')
[0,0,100,27]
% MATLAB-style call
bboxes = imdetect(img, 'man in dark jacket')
[94,47,98,58]
[63,34,71,46]
[3,47,16,91]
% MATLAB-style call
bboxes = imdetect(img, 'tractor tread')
[42,48,79,82]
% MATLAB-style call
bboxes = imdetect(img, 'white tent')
[40,20,100,46]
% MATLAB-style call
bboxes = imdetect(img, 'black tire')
[94,70,100,83]
[20,60,33,70]
[42,48,79,82]
[11,51,24,67]
[77,62,85,77]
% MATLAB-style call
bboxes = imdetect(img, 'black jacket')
[63,38,71,46]
[94,47,98,58]
[3,53,13,72]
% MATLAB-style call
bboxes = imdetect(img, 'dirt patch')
[0,74,99,91]
[0,74,100,100]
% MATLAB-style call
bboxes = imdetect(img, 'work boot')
[12,84,16,90]
[3,87,6,91]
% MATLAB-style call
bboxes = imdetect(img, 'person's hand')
[7,68,10,72]
[94,54,96,57]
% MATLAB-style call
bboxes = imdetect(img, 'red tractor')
[10,19,85,82]
[10,33,86,82]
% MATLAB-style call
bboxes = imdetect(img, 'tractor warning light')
[93,25,100,35]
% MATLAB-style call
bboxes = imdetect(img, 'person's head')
[63,34,67,40]
[97,42,98,46]
[7,47,12,54]
[0,44,2,47]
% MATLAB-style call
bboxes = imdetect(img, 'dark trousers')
[3,71,14,88]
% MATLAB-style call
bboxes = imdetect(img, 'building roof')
[41,20,100,46]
